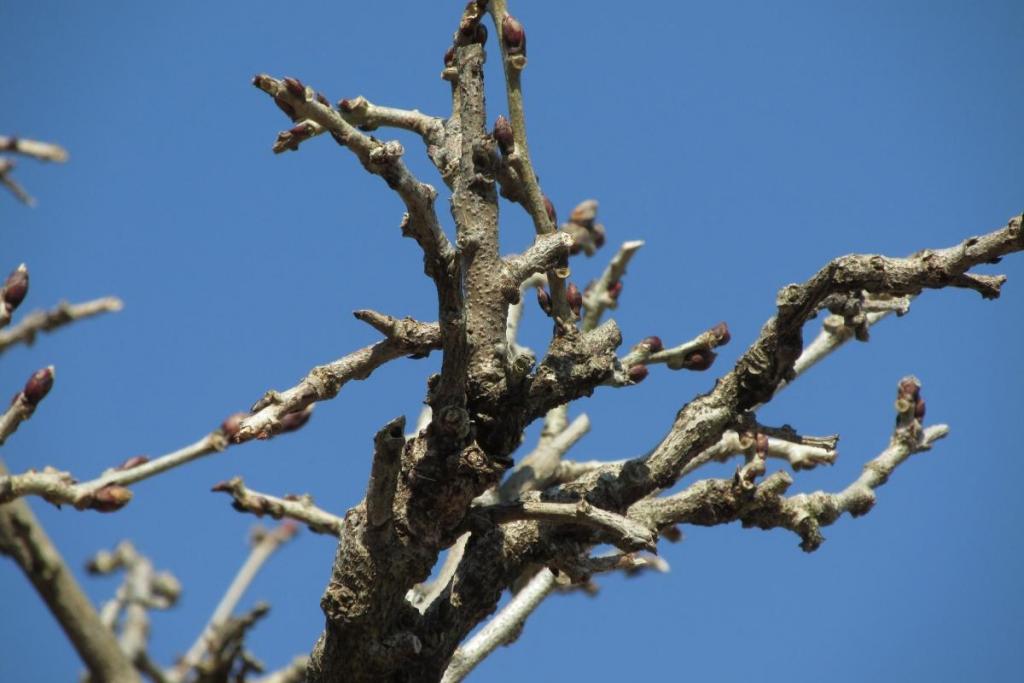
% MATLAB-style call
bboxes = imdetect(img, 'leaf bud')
[23,366,54,406]
[710,321,731,346]
[220,412,248,442]
[279,406,312,434]
[607,281,624,301]
[3,264,29,310]
[566,283,583,315]
[627,364,649,383]
[502,15,526,55]
[493,115,514,154]
[641,336,663,353]
[115,455,150,471]
[682,350,716,371]
[282,77,305,98]
[536,287,552,316]
[89,485,133,513]
[543,195,557,225]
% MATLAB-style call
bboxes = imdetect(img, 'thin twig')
[580,240,644,331]
[0,460,140,683]
[0,432,228,511]
[0,136,69,162]
[170,524,298,682]
[0,297,123,356]
[211,477,344,536]
[235,317,439,442]
[0,157,34,205]
[471,499,657,553]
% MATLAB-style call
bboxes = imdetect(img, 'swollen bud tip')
[682,350,716,371]
[282,77,305,98]
[493,115,514,154]
[90,485,133,513]
[536,287,553,316]
[710,322,731,346]
[641,336,664,353]
[115,455,150,471]
[502,15,526,55]
[543,196,557,225]
[628,365,649,383]
[279,407,312,433]
[3,264,29,309]
[23,366,54,406]
[566,283,583,316]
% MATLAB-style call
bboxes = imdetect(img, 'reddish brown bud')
[444,45,457,67]
[279,407,312,433]
[682,350,716,371]
[536,287,552,316]
[569,239,582,256]
[251,74,267,89]
[273,97,297,121]
[3,264,29,309]
[710,321,731,346]
[115,455,149,471]
[660,525,684,543]
[641,336,664,353]
[315,91,330,107]
[502,15,526,55]
[627,364,649,383]
[914,398,926,421]
[591,224,606,249]
[220,412,248,441]
[898,377,920,400]
[23,367,54,406]
[89,485,133,513]
[282,77,305,97]
[288,124,311,139]
[608,281,624,301]
[566,283,583,315]
[493,115,514,154]
[338,98,355,113]
[543,196,557,225]
[211,480,236,493]
[472,23,488,45]
[755,433,769,456]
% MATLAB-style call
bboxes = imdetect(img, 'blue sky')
[1,1,1021,681]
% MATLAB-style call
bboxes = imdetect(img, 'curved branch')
[235,317,439,442]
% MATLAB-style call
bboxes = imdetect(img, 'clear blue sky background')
[2,1,1022,681]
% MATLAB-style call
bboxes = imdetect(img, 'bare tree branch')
[0,136,69,162]
[234,316,439,442]
[211,477,344,536]
[0,461,139,682]
[0,157,36,205]
[0,366,54,446]
[555,215,1023,510]
[469,498,658,553]
[0,431,230,511]
[170,523,298,683]
[441,567,557,683]
[488,1,571,322]
[250,656,309,683]
[87,541,181,676]
[0,297,123,357]
[580,240,643,330]
[630,378,948,551]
